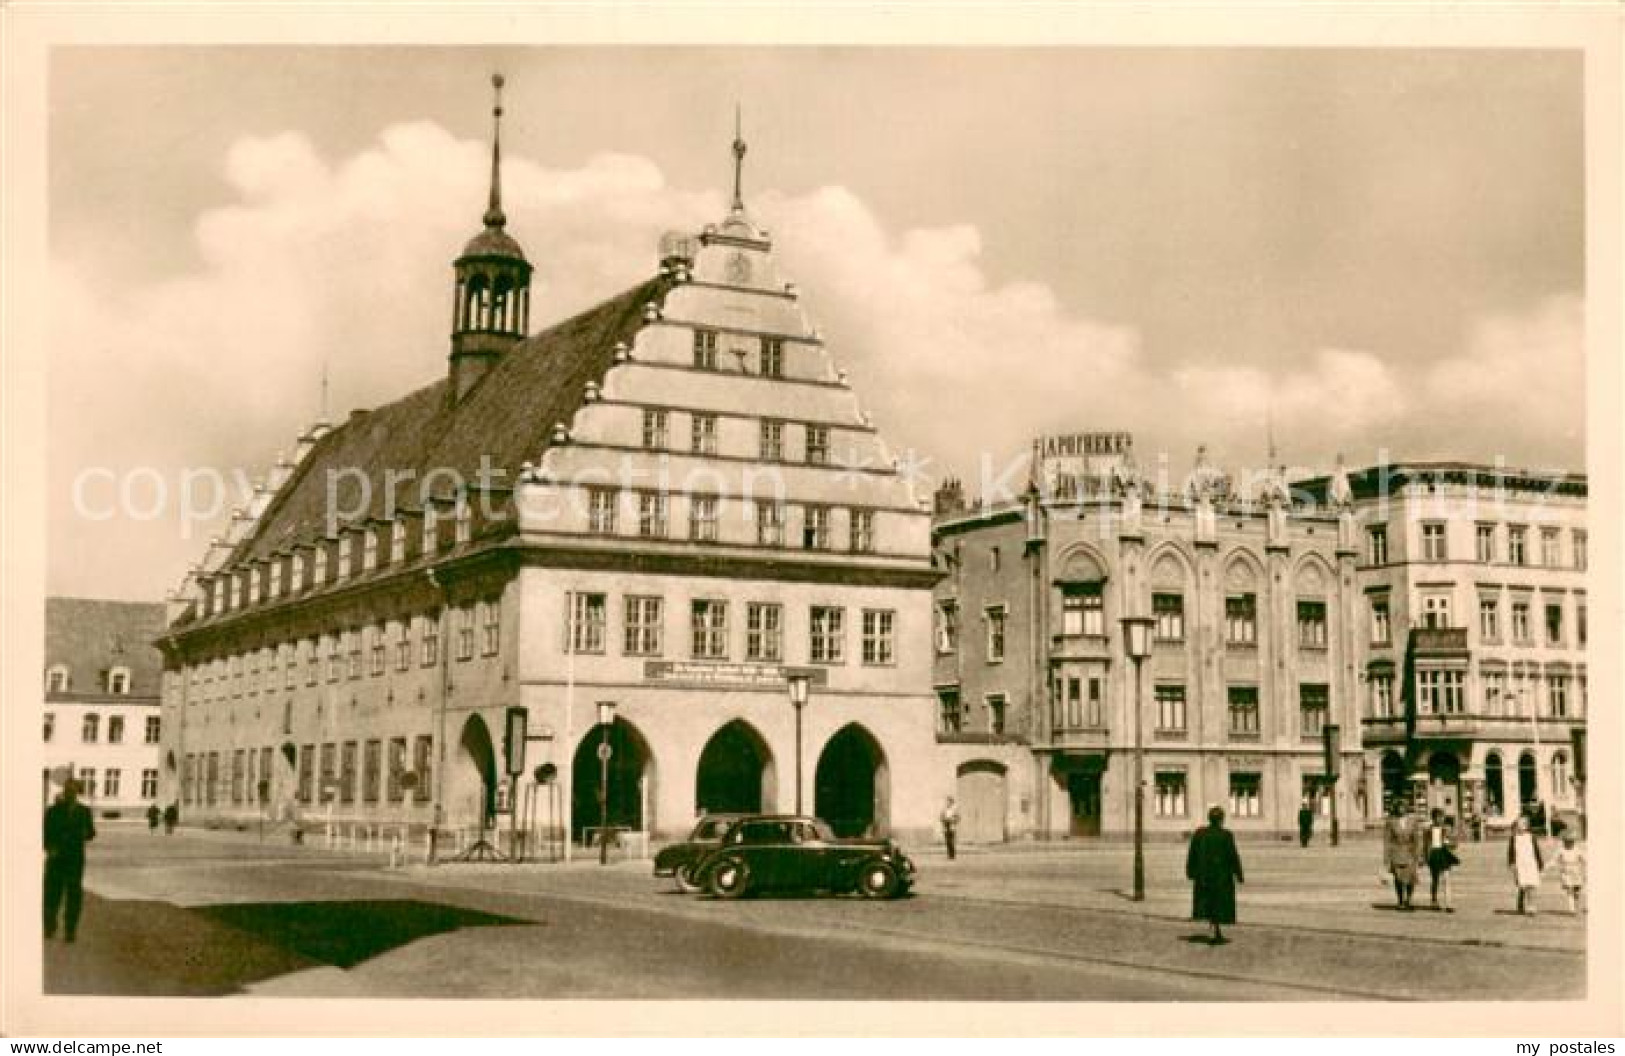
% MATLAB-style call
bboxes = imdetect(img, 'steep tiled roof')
[232,274,672,564]
[44,598,167,698]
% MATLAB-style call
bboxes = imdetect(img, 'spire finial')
[731,103,747,213]
[319,360,330,426]
[484,72,507,229]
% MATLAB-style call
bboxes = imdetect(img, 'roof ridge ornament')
[731,103,747,215]
[484,73,507,230]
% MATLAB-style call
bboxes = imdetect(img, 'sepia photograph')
[3,4,1621,1041]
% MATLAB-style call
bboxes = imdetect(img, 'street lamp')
[1120,615,1154,902]
[1570,726,1586,839]
[596,700,616,865]
[787,673,811,815]
[1323,723,1341,847]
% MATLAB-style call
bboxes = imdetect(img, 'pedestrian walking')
[1297,800,1315,848]
[940,796,960,860]
[146,804,161,831]
[1554,831,1585,915]
[162,803,178,834]
[1382,801,1423,910]
[1186,804,1244,945]
[43,778,96,942]
[1423,807,1460,912]
[1508,815,1544,915]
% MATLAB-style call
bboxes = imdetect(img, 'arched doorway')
[695,720,775,815]
[956,760,1007,844]
[1485,752,1505,816]
[457,715,498,827]
[1518,751,1538,809]
[814,724,889,838]
[571,719,655,841]
[1380,750,1406,809]
[1427,752,1462,821]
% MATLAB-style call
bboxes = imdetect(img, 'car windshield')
[691,817,732,840]
[809,819,836,841]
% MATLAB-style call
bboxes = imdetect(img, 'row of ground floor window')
[41,766,160,808]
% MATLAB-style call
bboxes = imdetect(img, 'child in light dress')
[1555,831,1585,914]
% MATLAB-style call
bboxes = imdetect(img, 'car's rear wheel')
[674,862,702,894]
[858,862,900,899]
[707,857,751,899]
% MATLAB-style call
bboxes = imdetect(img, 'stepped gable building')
[930,436,1364,843]
[44,598,168,816]
[1298,460,1588,830]
[157,82,943,846]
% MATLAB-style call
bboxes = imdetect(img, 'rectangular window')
[1367,526,1389,566]
[641,409,668,450]
[693,328,718,369]
[1086,676,1104,727]
[1062,676,1083,729]
[141,769,158,799]
[1549,675,1569,718]
[691,413,718,456]
[387,737,408,803]
[689,494,719,541]
[362,740,381,803]
[804,424,829,465]
[347,628,363,679]
[395,621,412,671]
[935,600,958,654]
[1545,602,1564,646]
[413,735,433,803]
[145,715,162,743]
[862,609,896,666]
[569,593,607,655]
[691,599,729,660]
[1573,530,1587,570]
[1228,686,1260,737]
[759,419,783,461]
[363,532,378,572]
[421,508,439,556]
[986,694,1007,735]
[587,487,618,534]
[745,602,782,662]
[1421,593,1453,630]
[1371,598,1392,645]
[391,520,407,564]
[1511,600,1531,642]
[1480,597,1500,642]
[849,509,875,553]
[104,768,121,800]
[637,491,668,538]
[370,624,386,676]
[1062,583,1105,637]
[1153,593,1184,642]
[1155,684,1187,732]
[1226,594,1257,645]
[318,743,336,803]
[1417,669,1465,715]
[108,716,125,744]
[801,505,830,550]
[624,595,664,656]
[1541,529,1562,568]
[453,607,473,661]
[1476,523,1497,564]
[1422,522,1448,562]
[82,714,98,743]
[1577,601,1587,648]
[938,689,964,735]
[291,552,306,591]
[1229,773,1262,819]
[1297,600,1328,649]
[297,744,315,804]
[1370,671,1395,718]
[1482,669,1506,715]
[985,606,1007,662]
[481,599,501,656]
[420,612,440,667]
[1154,772,1188,818]
[1299,684,1329,739]
[340,741,357,804]
[338,536,353,580]
[284,642,297,689]
[809,605,845,664]
[269,560,283,598]
[759,337,783,377]
[756,501,785,546]
[1508,526,1527,566]
[81,768,98,801]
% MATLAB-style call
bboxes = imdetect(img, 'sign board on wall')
[643,661,829,690]
[1032,432,1134,500]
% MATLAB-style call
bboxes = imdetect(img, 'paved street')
[43,825,1586,1001]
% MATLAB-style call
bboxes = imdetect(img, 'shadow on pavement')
[198,900,529,969]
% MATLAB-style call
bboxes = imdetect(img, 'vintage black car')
[693,815,916,899]
[652,813,746,892]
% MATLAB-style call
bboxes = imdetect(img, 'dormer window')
[237,570,250,608]
[337,534,353,580]
[313,544,329,585]
[250,566,263,603]
[45,665,70,694]
[391,520,407,564]
[455,502,471,545]
[269,560,283,599]
[291,551,305,592]
[422,506,440,554]
[107,666,132,695]
[363,530,378,572]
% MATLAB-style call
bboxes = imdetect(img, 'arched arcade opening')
[814,723,889,838]
[695,719,776,815]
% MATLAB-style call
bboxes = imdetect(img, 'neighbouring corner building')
[1298,462,1589,834]
[929,438,1366,842]
[44,597,168,817]
[156,85,946,847]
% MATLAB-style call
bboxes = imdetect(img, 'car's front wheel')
[858,861,900,899]
[674,862,702,894]
[707,857,751,899]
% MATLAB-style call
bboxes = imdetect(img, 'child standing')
[1507,815,1544,916]
[1555,832,1586,914]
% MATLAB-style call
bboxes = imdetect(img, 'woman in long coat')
[1186,805,1244,944]
[1382,802,1423,910]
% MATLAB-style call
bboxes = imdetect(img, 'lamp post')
[1120,615,1154,902]
[1569,726,1586,839]
[596,700,616,865]
[1323,723,1341,847]
[787,673,811,814]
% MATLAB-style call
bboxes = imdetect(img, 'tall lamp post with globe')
[787,673,811,814]
[1120,614,1155,902]
[596,700,617,865]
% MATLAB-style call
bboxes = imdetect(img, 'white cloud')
[48,122,1583,599]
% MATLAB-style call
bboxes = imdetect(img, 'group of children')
[1508,815,1587,917]
[1384,803,1585,916]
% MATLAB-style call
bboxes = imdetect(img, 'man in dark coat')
[1297,800,1315,848]
[43,778,96,941]
[1186,804,1244,944]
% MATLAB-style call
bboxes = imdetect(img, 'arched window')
[45,665,70,694]
[108,666,132,695]
[82,713,100,743]
[1484,752,1505,815]
[1551,752,1569,800]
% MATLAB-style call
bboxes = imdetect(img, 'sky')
[45,47,1585,602]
